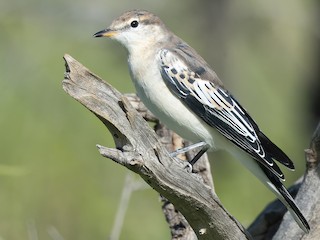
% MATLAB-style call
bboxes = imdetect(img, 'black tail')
[259,162,310,233]
[277,184,310,233]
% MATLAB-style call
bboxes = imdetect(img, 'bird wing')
[157,48,294,180]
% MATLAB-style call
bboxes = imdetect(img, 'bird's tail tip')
[287,207,310,233]
[278,185,310,233]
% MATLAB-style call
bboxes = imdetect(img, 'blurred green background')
[1,0,318,239]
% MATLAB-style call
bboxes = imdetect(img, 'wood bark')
[62,54,319,239]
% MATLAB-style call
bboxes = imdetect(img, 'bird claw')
[172,156,193,172]
[183,162,193,173]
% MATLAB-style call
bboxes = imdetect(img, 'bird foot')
[183,161,193,173]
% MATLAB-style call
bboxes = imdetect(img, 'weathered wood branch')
[125,93,197,239]
[62,54,318,239]
[62,54,249,240]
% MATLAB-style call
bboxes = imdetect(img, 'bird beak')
[93,29,117,38]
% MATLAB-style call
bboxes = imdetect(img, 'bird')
[93,9,310,233]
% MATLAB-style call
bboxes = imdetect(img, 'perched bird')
[94,10,310,233]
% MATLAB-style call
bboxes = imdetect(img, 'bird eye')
[130,20,139,28]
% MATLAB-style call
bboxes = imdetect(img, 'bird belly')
[129,60,223,150]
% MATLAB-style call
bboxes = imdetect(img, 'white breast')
[128,50,223,150]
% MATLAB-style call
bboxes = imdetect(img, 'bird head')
[94,10,170,52]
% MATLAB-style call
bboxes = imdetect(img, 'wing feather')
[157,49,294,180]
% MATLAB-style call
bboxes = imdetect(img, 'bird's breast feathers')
[128,50,218,147]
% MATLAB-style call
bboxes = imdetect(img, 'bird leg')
[189,144,210,166]
[170,142,209,166]
[170,142,207,157]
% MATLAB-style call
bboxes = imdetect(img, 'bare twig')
[27,219,38,240]
[47,226,64,240]
[109,173,148,240]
